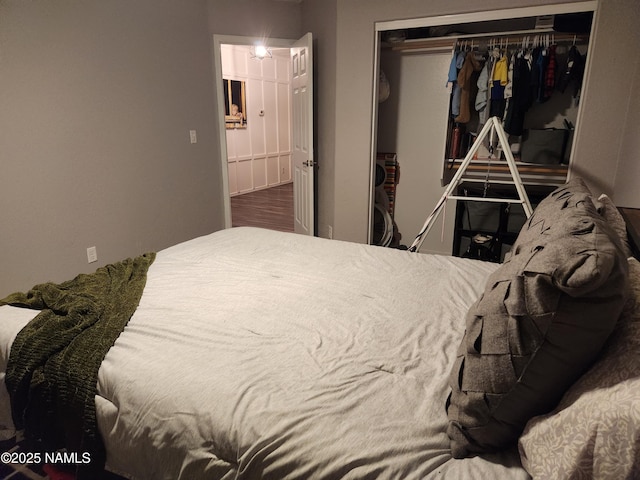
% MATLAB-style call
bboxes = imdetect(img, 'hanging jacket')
[557,45,585,98]
[454,52,482,124]
[447,50,459,84]
[535,48,550,103]
[543,44,557,100]
[491,55,508,99]
[475,60,491,124]
[504,52,533,136]
[529,47,543,104]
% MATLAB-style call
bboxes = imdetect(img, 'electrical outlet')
[189,130,197,144]
[328,225,333,239]
[87,246,98,264]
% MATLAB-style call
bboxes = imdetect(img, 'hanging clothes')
[504,52,515,100]
[504,51,533,136]
[529,47,541,104]
[454,51,483,124]
[475,59,492,125]
[489,54,508,118]
[444,34,588,137]
[535,47,550,103]
[543,44,557,100]
[502,51,515,130]
[450,50,466,118]
[492,55,509,95]
[447,50,459,85]
[557,45,585,100]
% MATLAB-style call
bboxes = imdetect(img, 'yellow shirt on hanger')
[493,56,508,86]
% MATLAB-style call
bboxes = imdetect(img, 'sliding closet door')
[377,50,454,254]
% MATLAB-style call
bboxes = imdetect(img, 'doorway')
[220,43,293,232]
[213,34,315,236]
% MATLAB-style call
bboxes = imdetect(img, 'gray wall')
[613,55,640,208]
[302,0,338,239]
[207,0,302,38]
[569,0,640,196]
[0,0,304,297]
[0,1,214,296]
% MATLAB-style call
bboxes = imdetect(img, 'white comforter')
[0,227,530,479]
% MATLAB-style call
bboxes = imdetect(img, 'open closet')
[372,3,595,259]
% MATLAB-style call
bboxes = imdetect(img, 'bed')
[1,178,638,480]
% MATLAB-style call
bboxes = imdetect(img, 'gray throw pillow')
[446,178,629,458]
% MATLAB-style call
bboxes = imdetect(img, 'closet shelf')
[443,159,568,188]
[447,159,568,175]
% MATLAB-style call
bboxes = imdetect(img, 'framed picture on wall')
[224,79,247,129]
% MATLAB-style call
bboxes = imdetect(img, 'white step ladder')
[409,116,533,253]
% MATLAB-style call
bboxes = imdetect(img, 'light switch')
[189,130,197,144]
[87,246,98,263]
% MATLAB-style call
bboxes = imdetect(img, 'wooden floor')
[231,183,294,232]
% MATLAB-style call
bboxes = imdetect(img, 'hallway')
[230,183,294,233]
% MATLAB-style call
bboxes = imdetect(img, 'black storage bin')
[520,128,568,164]
[461,202,501,232]
[553,12,593,33]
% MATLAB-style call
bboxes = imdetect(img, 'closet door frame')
[368,1,598,246]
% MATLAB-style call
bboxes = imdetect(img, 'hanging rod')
[389,29,588,53]
[447,27,586,42]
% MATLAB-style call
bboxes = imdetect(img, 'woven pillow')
[446,178,629,458]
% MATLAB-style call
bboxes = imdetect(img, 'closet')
[373,5,594,259]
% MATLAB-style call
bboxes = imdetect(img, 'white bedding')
[0,227,530,479]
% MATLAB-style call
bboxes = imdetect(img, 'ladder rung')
[456,178,528,186]
[447,195,525,204]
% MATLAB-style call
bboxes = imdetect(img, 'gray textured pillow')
[446,178,629,458]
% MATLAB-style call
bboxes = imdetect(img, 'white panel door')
[291,33,314,236]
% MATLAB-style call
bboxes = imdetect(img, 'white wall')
[221,45,292,196]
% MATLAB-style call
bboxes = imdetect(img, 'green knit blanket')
[1,252,155,478]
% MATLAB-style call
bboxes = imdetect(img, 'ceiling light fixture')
[251,44,272,60]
